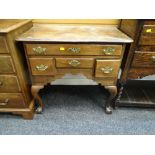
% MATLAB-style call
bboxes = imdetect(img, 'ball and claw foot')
[31,85,44,114]
[104,86,117,114]
[105,106,113,114]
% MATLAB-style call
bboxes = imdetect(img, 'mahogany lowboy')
[17,24,132,114]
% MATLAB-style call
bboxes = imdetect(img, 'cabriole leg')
[31,85,44,113]
[104,86,117,114]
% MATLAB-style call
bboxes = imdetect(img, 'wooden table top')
[0,19,31,33]
[16,24,133,43]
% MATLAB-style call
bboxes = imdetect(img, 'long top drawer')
[25,44,123,56]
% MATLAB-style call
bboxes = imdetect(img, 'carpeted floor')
[0,85,155,135]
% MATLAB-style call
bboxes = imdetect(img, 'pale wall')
[33,19,120,25]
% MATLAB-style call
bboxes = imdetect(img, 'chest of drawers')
[17,24,132,114]
[0,20,34,119]
[119,20,155,80]
[117,19,155,106]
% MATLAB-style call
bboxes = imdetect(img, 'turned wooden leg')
[115,83,124,109]
[31,85,44,113]
[104,86,117,114]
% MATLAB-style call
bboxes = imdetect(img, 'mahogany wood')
[0,36,9,53]
[118,19,155,107]
[0,75,21,92]
[17,24,132,114]
[25,44,123,56]
[0,56,15,73]
[0,20,34,119]
[0,93,25,108]
[29,57,56,76]
[56,58,94,68]
[95,59,120,78]
[132,51,155,67]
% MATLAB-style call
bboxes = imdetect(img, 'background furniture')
[17,24,132,114]
[117,19,155,107]
[0,20,34,119]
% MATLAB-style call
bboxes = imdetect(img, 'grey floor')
[0,85,155,135]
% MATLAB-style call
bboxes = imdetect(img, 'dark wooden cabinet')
[0,20,34,119]
[117,19,155,107]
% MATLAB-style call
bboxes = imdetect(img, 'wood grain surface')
[0,20,32,33]
[16,24,133,43]
[25,44,123,56]
[0,75,21,92]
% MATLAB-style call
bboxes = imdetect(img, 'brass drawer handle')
[102,47,115,55]
[36,64,48,71]
[146,28,152,33]
[100,66,113,74]
[68,48,80,54]
[68,60,81,67]
[151,56,155,62]
[33,46,47,55]
[0,98,9,106]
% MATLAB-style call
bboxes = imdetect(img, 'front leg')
[104,86,117,114]
[31,85,44,113]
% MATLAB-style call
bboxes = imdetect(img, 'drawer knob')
[36,64,48,71]
[0,98,9,106]
[151,56,155,62]
[102,47,115,55]
[68,48,80,54]
[100,66,113,74]
[33,46,47,55]
[68,60,81,67]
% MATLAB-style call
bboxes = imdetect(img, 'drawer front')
[139,24,155,45]
[25,44,122,56]
[56,58,94,68]
[0,36,9,53]
[0,56,15,73]
[29,58,56,75]
[0,93,25,108]
[95,59,120,78]
[128,67,155,79]
[132,51,155,67]
[0,75,21,93]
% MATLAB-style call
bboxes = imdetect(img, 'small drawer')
[25,44,122,56]
[95,59,120,78]
[0,56,15,73]
[0,75,21,93]
[132,51,155,67]
[29,58,56,75]
[0,36,9,53]
[139,24,155,45]
[128,67,155,79]
[56,58,94,68]
[0,93,25,108]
